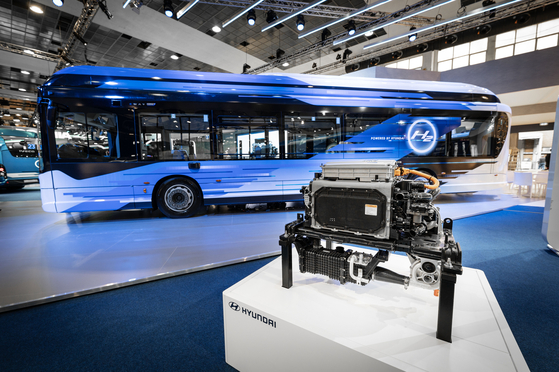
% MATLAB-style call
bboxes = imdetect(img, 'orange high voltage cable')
[394,167,440,190]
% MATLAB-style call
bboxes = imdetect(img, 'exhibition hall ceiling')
[0,0,556,120]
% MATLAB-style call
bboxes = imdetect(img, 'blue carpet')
[0,207,557,371]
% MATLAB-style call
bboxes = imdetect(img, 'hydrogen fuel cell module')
[280,160,462,342]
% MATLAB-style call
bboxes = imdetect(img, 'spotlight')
[345,20,356,36]
[247,9,256,26]
[282,62,289,67]
[369,57,380,66]
[350,63,360,72]
[321,28,331,41]
[444,34,458,45]
[212,25,221,33]
[514,13,530,25]
[243,63,251,74]
[164,0,174,18]
[296,15,305,31]
[266,10,278,24]
[30,5,43,13]
[342,48,352,62]
[408,27,417,42]
[170,54,180,60]
[417,43,429,53]
[476,24,491,35]
[391,51,403,60]
[276,48,285,59]
[52,0,63,6]
[312,62,317,69]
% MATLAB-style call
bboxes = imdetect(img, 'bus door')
[211,114,282,201]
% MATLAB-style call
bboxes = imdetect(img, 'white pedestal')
[223,249,530,372]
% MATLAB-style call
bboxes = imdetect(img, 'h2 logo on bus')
[407,120,438,155]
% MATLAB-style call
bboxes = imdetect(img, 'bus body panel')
[37,67,512,214]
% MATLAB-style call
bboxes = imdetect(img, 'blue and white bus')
[0,126,39,190]
[37,66,510,217]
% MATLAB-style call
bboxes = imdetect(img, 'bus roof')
[46,66,497,98]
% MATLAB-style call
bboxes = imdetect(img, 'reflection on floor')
[0,186,545,312]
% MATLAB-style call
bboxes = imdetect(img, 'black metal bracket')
[279,216,462,343]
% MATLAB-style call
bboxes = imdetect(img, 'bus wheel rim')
[165,185,194,213]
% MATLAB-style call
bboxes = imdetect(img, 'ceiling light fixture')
[363,0,524,51]
[30,5,43,13]
[335,0,456,46]
[18,88,26,92]
[223,0,265,28]
[266,10,278,24]
[21,70,30,75]
[444,34,458,45]
[176,0,198,19]
[476,24,491,35]
[52,0,64,7]
[408,26,417,42]
[171,54,179,60]
[247,9,256,26]
[123,0,131,8]
[243,63,251,74]
[164,0,174,18]
[321,28,332,41]
[262,0,326,32]
[299,0,391,39]
[23,49,35,55]
[282,62,290,67]
[346,20,356,36]
[342,48,353,62]
[296,15,305,31]
[392,51,403,59]
[212,25,221,33]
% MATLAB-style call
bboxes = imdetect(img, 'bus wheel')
[156,178,202,218]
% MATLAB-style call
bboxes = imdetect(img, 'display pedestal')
[223,250,529,372]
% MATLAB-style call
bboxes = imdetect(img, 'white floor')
[0,186,544,311]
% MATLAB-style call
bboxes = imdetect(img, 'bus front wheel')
[156,178,202,218]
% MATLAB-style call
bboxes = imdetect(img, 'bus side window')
[285,114,341,159]
[140,116,159,160]
[55,113,89,159]
[449,117,496,158]
[54,112,119,161]
[184,117,211,160]
[85,113,119,161]
[215,115,279,160]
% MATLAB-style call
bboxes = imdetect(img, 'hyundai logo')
[229,301,240,311]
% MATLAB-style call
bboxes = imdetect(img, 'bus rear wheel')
[156,178,202,218]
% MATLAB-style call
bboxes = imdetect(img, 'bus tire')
[156,178,202,218]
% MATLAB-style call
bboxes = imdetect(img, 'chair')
[507,171,515,192]
[513,172,533,198]
[533,171,549,197]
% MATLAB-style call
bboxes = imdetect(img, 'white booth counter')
[223,250,530,372]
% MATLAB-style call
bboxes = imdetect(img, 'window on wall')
[437,38,488,71]
[385,55,423,70]
[495,19,559,59]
